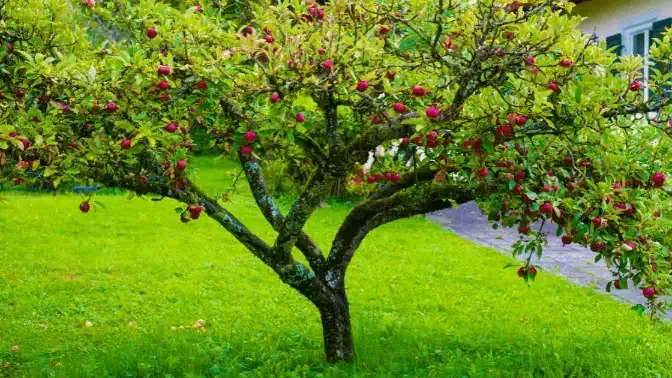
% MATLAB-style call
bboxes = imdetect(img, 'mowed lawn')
[1,157,672,377]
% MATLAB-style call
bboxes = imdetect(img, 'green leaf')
[93,201,107,209]
[401,117,425,125]
[631,304,646,316]
[482,140,494,153]
[574,85,582,104]
[525,190,537,200]
[399,36,420,52]
[174,207,184,214]
[88,65,97,84]
[43,167,58,177]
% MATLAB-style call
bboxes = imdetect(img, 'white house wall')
[575,0,672,38]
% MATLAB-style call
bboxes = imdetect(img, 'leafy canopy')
[2,0,672,319]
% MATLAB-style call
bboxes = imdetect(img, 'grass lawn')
[1,156,672,377]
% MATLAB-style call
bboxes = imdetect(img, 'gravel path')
[428,202,661,315]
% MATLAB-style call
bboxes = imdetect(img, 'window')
[607,15,672,106]
[621,17,656,101]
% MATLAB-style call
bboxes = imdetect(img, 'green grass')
[1,156,672,377]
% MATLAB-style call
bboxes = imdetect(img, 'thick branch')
[239,154,327,274]
[367,165,440,201]
[271,159,341,260]
[326,182,476,279]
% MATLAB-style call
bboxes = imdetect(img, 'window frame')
[619,11,661,102]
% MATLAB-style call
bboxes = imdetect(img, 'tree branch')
[367,165,440,201]
[239,153,327,274]
[326,181,476,280]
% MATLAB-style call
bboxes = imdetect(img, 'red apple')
[517,267,526,277]
[425,106,440,119]
[559,58,573,68]
[164,123,178,133]
[393,102,406,113]
[629,80,641,92]
[244,130,257,143]
[146,27,158,39]
[240,145,253,155]
[495,124,512,139]
[561,235,572,246]
[356,81,369,92]
[176,160,187,170]
[79,202,90,213]
[412,86,426,97]
[157,65,171,76]
[296,113,305,123]
[270,93,280,103]
[477,167,489,177]
[643,287,656,299]
[121,139,132,150]
[547,80,559,92]
[106,102,118,113]
[652,172,665,187]
[158,81,169,90]
[540,202,553,215]
[322,60,334,70]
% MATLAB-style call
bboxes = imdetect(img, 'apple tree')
[2,0,672,363]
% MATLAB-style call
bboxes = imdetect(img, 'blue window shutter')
[606,34,622,55]
[650,18,672,100]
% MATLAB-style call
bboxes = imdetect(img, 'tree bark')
[316,288,354,363]
[330,177,346,197]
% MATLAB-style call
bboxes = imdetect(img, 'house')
[574,0,672,99]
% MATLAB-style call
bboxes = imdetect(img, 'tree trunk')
[316,290,354,363]
[330,177,346,197]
